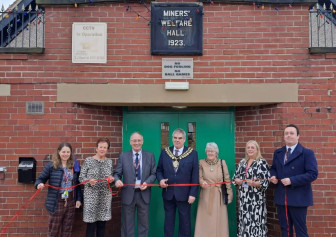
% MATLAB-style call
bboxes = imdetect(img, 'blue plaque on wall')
[151,2,203,55]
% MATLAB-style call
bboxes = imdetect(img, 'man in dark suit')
[113,132,156,237]
[270,124,318,237]
[157,128,199,237]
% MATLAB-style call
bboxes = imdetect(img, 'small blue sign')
[151,2,203,55]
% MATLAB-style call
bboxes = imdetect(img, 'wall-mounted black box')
[18,157,36,183]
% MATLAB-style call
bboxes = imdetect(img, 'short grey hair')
[205,142,219,154]
[172,128,186,140]
[130,132,143,141]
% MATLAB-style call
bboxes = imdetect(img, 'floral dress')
[233,158,270,237]
[79,157,113,223]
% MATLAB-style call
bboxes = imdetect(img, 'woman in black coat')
[35,142,83,237]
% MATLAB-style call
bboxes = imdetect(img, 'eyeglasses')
[206,150,216,153]
[131,139,143,143]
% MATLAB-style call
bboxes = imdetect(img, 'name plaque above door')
[151,2,203,55]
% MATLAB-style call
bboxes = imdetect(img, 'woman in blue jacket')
[35,142,83,237]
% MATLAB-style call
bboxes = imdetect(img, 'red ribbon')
[0,177,270,235]
[0,189,41,235]
[285,187,290,237]
[0,177,118,236]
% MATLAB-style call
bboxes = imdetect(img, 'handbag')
[220,159,229,204]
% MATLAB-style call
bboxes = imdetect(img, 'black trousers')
[163,196,191,237]
[86,221,106,237]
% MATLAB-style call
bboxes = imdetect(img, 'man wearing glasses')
[114,132,157,237]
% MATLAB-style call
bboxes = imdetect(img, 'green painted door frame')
[122,108,236,237]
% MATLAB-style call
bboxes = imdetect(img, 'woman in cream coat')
[195,142,233,237]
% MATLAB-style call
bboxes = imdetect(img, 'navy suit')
[156,146,199,237]
[270,143,318,237]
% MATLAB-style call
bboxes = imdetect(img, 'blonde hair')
[244,140,263,161]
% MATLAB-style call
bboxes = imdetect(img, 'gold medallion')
[173,160,179,168]
[165,147,193,169]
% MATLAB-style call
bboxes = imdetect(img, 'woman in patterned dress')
[79,137,114,237]
[195,142,233,237]
[233,140,270,237]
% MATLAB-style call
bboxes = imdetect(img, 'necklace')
[164,147,193,169]
[205,158,219,172]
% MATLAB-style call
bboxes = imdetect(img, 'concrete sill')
[309,47,336,54]
[0,48,45,54]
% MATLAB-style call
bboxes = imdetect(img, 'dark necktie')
[135,153,141,180]
[285,148,291,164]
[174,150,179,172]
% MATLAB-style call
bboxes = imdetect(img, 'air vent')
[26,102,44,114]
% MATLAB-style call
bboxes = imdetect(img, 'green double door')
[122,109,236,237]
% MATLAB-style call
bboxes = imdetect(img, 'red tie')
[285,148,291,163]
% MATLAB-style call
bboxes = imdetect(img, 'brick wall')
[1,1,336,236]
[236,101,336,236]
[0,86,123,236]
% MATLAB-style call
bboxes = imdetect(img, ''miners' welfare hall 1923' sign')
[151,2,203,55]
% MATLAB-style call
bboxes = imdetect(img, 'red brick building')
[0,0,335,236]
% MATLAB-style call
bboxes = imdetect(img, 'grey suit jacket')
[113,150,157,205]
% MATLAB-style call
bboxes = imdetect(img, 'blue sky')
[1,0,15,10]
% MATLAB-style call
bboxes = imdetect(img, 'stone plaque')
[72,22,107,63]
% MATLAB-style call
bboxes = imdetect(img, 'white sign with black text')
[162,58,193,79]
